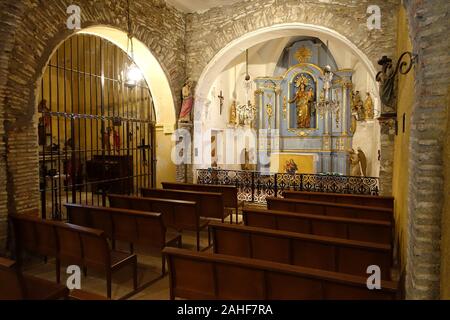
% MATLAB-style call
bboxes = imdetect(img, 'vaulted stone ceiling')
[165,0,242,13]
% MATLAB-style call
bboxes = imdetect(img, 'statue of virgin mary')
[289,75,314,128]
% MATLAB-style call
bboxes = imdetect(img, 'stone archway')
[79,26,176,126]
[194,23,380,101]
[186,0,398,83]
[0,0,185,251]
[189,22,390,195]
[183,0,399,187]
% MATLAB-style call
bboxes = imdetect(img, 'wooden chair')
[0,256,68,300]
[243,208,393,245]
[163,247,399,300]
[283,190,394,209]
[55,223,138,299]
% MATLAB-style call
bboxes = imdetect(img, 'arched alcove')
[194,23,379,107]
[78,26,176,127]
[192,23,381,178]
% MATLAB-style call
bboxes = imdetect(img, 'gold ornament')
[295,46,312,63]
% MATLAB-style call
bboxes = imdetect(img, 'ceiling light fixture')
[124,0,143,89]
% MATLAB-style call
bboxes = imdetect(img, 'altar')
[253,38,353,175]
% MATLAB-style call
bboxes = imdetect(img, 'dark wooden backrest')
[283,191,394,209]
[163,247,399,300]
[65,203,166,249]
[55,223,85,266]
[267,197,393,222]
[9,214,58,259]
[210,222,392,280]
[142,188,225,220]
[76,225,110,271]
[162,182,237,209]
[0,257,24,299]
[108,194,198,230]
[66,204,113,239]
[57,223,109,270]
[243,208,393,245]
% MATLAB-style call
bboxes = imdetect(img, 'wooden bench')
[10,214,138,299]
[0,256,69,300]
[55,223,138,299]
[267,197,393,223]
[108,194,207,251]
[9,213,60,281]
[163,247,399,300]
[68,289,109,300]
[243,208,393,245]
[209,222,393,280]
[283,190,394,209]
[65,203,182,275]
[162,182,240,223]
[141,188,230,223]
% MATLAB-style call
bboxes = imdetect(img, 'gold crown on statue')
[295,75,309,88]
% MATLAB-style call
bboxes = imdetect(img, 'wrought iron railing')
[197,169,380,203]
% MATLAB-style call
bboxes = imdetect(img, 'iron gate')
[38,34,156,220]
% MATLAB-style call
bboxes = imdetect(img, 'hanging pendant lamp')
[124,0,142,89]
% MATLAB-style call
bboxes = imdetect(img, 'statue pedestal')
[176,121,193,183]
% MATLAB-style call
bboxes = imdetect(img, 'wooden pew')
[267,197,393,223]
[69,289,109,300]
[141,188,230,223]
[283,190,394,209]
[209,222,393,280]
[108,194,207,251]
[163,247,399,300]
[55,223,138,299]
[162,182,240,223]
[10,214,138,299]
[65,203,182,275]
[0,256,69,300]
[9,214,60,281]
[243,208,393,245]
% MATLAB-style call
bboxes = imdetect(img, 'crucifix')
[218,90,224,115]
[137,138,151,165]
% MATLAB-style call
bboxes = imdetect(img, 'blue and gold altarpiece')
[254,38,354,175]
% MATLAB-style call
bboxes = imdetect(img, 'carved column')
[378,115,396,195]
[176,121,193,183]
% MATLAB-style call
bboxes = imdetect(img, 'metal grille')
[38,34,156,220]
[197,169,380,203]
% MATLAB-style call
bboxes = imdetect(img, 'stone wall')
[186,0,399,82]
[442,93,450,299]
[0,0,186,253]
[404,0,449,299]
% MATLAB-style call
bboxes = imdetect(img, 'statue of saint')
[289,75,314,128]
[266,103,273,128]
[179,79,194,123]
[349,148,368,176]
[364,92,374,120]
[350,115,358,134]
[351,91,364,121]
[349,149,361,176]
[229,100,237,125]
